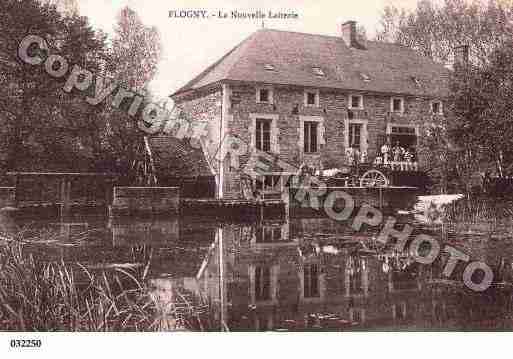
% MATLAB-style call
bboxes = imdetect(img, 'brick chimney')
[341,21,357,48]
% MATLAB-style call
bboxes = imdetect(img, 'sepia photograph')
[2,0,513,355]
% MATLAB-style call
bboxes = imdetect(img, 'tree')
[450,40,513,177]
[375,0,513,66]
[0,0,108,172]
[111,7,161,92]
[0,1,163,186]
[101,6,162,185]
[375,0,513,194]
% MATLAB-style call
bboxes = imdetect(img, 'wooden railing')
[382,161,419,171]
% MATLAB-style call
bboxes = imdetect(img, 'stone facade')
[175,82,443,199]
[175,88,223,175]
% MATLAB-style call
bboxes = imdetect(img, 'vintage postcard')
[1,0,513,356]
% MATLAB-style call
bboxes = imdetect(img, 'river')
[2,212,513,331]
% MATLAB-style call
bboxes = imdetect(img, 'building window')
[394,302,407,320]
[255,118,271,152]
[348,94,363,109]
[350,308,364,322]
[349,123,362,150]
[304,264,320,298]
[255,266,271,301]
[304,89,319,107]
[303,121,319,153]
[391,97,404,113]
[349,268,363,294]
[256,87,273,104]
[431,101,443,115]
[255,225,282,243]
[411,76,421,87]
[360,73,371,82]
[312,66,325,77]
[388,124,417,149]
[255,175,281,193]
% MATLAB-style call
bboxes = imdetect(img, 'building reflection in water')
[194,217,513,331]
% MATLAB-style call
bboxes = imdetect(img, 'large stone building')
[170,22,450,199]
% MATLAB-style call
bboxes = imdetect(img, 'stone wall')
[174,87,223,175]
[109,186,180,217]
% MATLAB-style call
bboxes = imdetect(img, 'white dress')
[381,144,391,163]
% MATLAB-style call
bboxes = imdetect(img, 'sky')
[76,0,426,99]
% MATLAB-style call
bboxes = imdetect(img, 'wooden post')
[106,179,113,207]
[218,228,228,331]
[283,187,290,219]
[60,177,71,218]
[14,174,19,207]
[388,271,394,293]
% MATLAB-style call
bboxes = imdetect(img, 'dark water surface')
[3,212,513,331]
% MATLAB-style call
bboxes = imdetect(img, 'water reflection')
[5,212,513,331]
[196,218,513,331]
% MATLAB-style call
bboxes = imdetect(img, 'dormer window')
[360,73,371,82]
[304,89,319,107]
[411,76,421,87]
[348,94,363,109]
[431,100,443,115]
[256,86,273,104]
[263,63,276,71]
[312,66,325,77]
[391,97,404,113]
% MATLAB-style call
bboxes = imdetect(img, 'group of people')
[345,146,367,166]
[344,138,417,171]
[375,138,417,170]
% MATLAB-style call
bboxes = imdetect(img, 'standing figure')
[392,141,405,170]
[345,147,355,166]
[410,146,418,171]
[392,141,404,162]
[404,148,413,170]
[360,150,368,164]
[352,146,361,176]
[353,146,361,165]
[381,137,392,165]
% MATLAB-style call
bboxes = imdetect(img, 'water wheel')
[359,169,389,187]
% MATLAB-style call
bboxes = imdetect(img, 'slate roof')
[148,136,213,178]
[172,28,450,98]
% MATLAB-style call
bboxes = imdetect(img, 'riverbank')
[0,235,208,331]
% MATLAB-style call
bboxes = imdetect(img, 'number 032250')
[10,339,42,348]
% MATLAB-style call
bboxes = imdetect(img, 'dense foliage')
[376,0,513,194]
[0,0,162,183]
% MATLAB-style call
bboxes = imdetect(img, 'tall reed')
[444,197,513,225]
[0,238,208,331]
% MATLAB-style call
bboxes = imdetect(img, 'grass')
[444,197,513,224]
[0,232,210,331]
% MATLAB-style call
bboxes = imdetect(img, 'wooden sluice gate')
[5,172,118,218]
